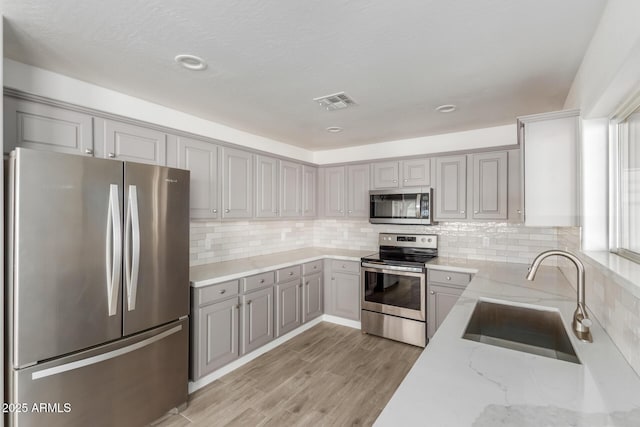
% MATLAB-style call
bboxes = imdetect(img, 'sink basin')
[462,300,580,364]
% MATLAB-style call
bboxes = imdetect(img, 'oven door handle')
[361,262,424,273]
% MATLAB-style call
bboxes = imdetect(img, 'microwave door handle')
[416,193,422,218]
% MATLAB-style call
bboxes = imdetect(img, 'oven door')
[361,264,426,321]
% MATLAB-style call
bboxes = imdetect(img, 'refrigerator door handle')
[106,184,122,316]
[125,185,141,311]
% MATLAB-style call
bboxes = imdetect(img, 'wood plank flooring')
[155,322,422,427]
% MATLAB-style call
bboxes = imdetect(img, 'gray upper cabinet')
[402,158,431,187]
[177,137,219,219]
[435,155,467,220]
[241,287,274,355]
[275,279,302,337]
[371,161,399,189]
[302,166,318,217]
[471,151,508,220]
[507,150,522,221]
[4,97,94,156]
[323,166,346,217]
[280,160,302,217]
[96,118,167,165]
[347,164,370,217]
[221,147,253,219]
[255,155,280,218]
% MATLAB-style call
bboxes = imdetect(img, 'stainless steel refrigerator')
[5,148,190,427]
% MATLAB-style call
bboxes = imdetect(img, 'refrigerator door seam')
[31,325,183,380]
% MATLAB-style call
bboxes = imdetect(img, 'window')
[612,104,640,263]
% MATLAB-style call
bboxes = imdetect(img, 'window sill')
[581,250,640,299]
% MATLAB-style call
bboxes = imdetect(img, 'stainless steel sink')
[462,300,580,364]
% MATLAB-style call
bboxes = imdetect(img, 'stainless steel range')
[361,233,438,347]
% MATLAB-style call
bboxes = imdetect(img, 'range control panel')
[378,233,438,249]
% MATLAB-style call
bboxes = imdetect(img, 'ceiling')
[3,0,607,150]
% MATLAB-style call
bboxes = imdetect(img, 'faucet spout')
[526,250,593,343]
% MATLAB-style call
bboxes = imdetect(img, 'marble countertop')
[375,261,640,426]
[190,247,375,287]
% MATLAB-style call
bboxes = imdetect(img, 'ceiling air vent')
[313,92,357,111]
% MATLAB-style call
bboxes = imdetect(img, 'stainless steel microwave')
[369,187,433,225]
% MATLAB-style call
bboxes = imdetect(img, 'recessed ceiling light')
[174,54,207,71]
[326,127,343,133]
[435,104,457,113]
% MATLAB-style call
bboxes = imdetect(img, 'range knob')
[428,238,432,243]
[421,237,426,243]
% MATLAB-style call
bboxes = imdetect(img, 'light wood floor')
[155,322,422,427]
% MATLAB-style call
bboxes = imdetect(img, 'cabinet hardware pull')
[348,210,352,214]
[219,289,226,294]
[430,290,435,295]
[446,276,451,280]
[289,271,294,276]
[247,300,252,305]
[211,209,217,213]
[108,152,116,158]
[474,211,479,214]
[85,148,94,155]
[460,210,465,214]
[235,304,240,309]
[404,179,408,182]
[260,279,265,283]
[305,281,309,285]
[225,209,230,213]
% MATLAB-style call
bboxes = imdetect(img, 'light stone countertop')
[376,261,640,427]
[189,247,375,287]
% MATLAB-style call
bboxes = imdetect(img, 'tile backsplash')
[190,219,561,266]
[557,227,640,376]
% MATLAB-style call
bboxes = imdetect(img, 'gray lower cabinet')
[193,296,240,379]
[241,287,274,355]
[4,96,94,156]
[221,147,253,218]
[177,136,219,219]
[276,279,303,337]
[302,272,323,322]
[427,269,471,339]
[325,259,360,321]
[434,155,467,220]
[471,151,508,220]
[96,118,167,165]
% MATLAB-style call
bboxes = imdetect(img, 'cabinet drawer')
[195,280,239,307]
[243,271,275,293]
[277,265,301,282]
[302,260,323,275]
[428,270,471,287]
[331,260,360,275]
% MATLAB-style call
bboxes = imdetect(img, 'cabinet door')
[177,137,218,219]
[331,272,360,321]
[323,166,346,217]
[371,161,399,189]
[280,160,302,217]
[472,151,508,220]
[402,158,431,187]
[303,272,323,323]
[276,279,302,337]
[347,164,370,217]
[4,97,93,156]
[196,298,239,378]
[241,287,274,355]
[302,166,318,217]
[100,119,167,165]
[221,147,253,218]
[255,155,279,218]
[435,155,467,220]
[427,284,464,339]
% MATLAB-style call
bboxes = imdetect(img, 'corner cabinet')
[177,136,219,219]
[518,110,580,227]
[221,147,254,219]
[434,155,467,220]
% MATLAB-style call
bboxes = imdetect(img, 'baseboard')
[322,314,361,330]
[188,316,324,394]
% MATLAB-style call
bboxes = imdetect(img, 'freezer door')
[8,319,188,427]
[8,148,124,367]
[123,162,190,335]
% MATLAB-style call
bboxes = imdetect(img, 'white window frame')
[610,93,640,264]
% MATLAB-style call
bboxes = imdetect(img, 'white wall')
[3,59,315,163]
[313,124,516,165]
[564,0,640,116]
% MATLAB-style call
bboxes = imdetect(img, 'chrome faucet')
[526,250,593,343]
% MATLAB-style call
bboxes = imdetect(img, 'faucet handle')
[580,318,593,328]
